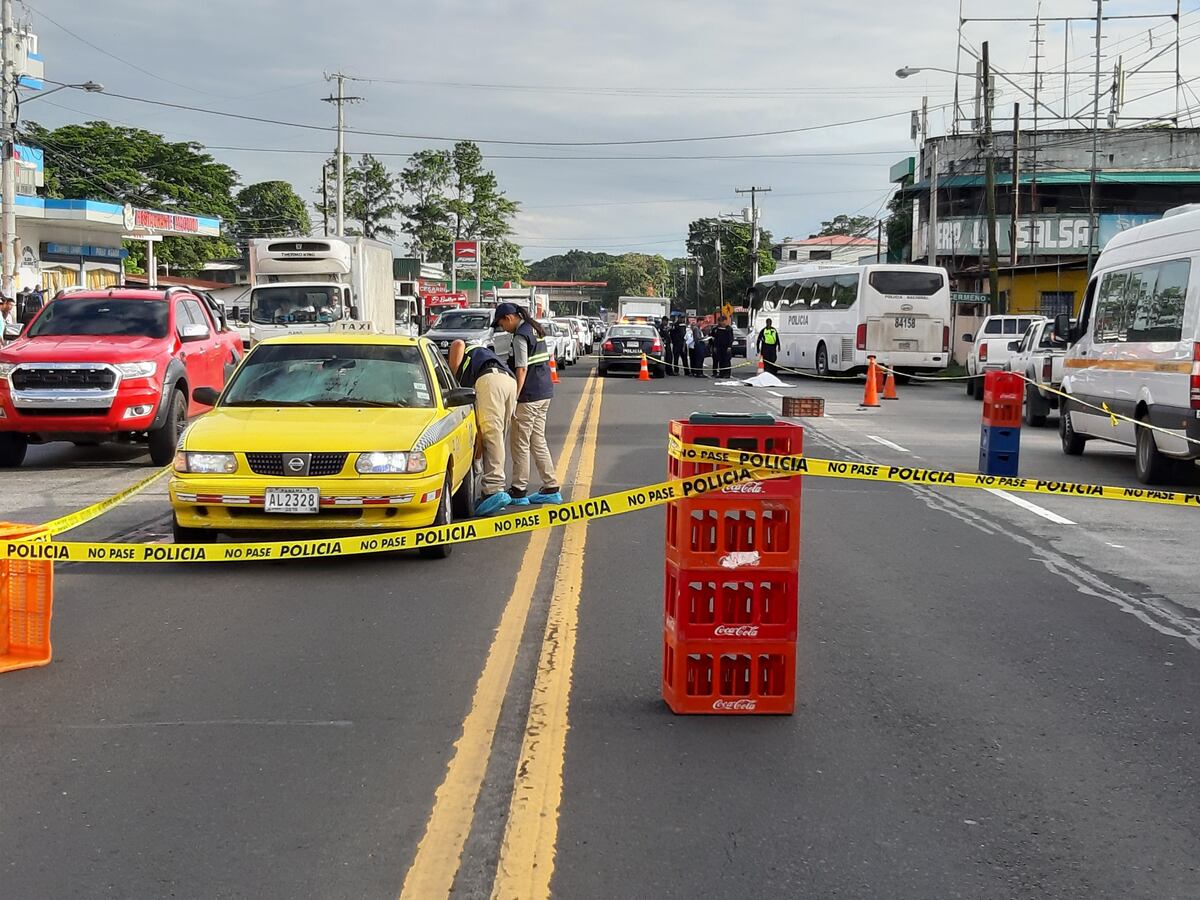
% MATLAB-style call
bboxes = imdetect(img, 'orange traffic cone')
[549,355,560,384]
[757,356,765,374]
[638,353,652,381]
[882,367,899,400]
[861,356,880,407]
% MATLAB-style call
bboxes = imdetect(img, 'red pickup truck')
[0,287,243,467]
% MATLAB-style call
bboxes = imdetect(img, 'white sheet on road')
[740,372,789,388]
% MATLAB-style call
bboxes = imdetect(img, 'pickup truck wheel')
[0,432,28,467]
[148,389,186,467]
[1024,384,1048,427]
[1060,404,1087,456]
[420,475,454,559]
[1135,415,1173,485]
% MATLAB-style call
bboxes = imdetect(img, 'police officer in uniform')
[447,339,517,516]
[492,302,563,506]
[658,316,676,374]
[756,317,780,375]
[670,317,688,377]
[710,315,735,379]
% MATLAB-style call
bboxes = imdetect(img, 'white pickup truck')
[964,314,1046,399]
[1005,318,1071,427]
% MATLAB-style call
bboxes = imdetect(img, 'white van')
[1057,206,1200,484]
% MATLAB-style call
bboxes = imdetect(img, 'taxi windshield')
[222,343,434,409]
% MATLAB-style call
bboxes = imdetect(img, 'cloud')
[27,0,1191,261]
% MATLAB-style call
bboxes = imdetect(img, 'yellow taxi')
[169,333,477,558]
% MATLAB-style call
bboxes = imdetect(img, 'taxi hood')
[184,406,441,453]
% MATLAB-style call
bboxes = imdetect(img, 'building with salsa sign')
[14,197,222,294]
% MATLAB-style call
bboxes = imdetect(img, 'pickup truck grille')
[12,367,116,390]
[245,453,348,477]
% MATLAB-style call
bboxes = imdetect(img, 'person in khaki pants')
[448,340,517,516]
[492,302,562,505]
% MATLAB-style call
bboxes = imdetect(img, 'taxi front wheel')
[420,474,454,560]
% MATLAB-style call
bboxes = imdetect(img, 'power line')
[94,87,952,147]
[200,145,912,162]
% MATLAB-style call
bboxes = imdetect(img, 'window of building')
[788,249,798,261]
[1039,291,1075,318]
[808,250,833,261]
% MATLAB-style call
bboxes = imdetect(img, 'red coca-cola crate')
[669,416,803,502]
[666,496,800,571]
[661,629,796,715]
[664,561,798,642]
[982,371,1023,428]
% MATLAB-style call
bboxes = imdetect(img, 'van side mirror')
[349,305,360,320]
[1053,313,1071,343]
[962,333,974,343]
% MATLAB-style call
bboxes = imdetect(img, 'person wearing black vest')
[657,316,676,375]
[710,315,735,378]
[493,303,562,505]
[448,339,517,516]
[670,318,687,376]
[756,318,780,375]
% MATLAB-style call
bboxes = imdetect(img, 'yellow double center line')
[399,372,603,900]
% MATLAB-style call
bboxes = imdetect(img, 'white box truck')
[241,237,395,345]
[617,296,669,324]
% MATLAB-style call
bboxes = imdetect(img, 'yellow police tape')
[0,464,791,564]
[41,467,168,536]
[667,437,1200,509]
[6,438,1198,565]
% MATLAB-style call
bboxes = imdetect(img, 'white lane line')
[866,434,911,453]
[983,488,1076,525]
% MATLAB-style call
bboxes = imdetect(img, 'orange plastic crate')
[0,523,54,674]
[664,562,798,643]
[665,496,800,571]
[668,418,803,502]
[662,630,796,715]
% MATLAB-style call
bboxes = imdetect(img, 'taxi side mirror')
[446,387,475,408]
[193,386,220,406]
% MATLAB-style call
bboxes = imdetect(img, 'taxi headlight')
[175,451,237,474]
[355,451,427,474]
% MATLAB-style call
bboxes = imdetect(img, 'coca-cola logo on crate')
[712,698,757,711]
[713,625,760,637]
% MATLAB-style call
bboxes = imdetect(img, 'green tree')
[685,219,775,313]
[604,253,671,302]
[22,120,239,274]
[818,213,876,237]
[235,180,311,239]
[526,250,615,282]
[481,238,528,282]
[347,154,402,240]
[397,141,521,271]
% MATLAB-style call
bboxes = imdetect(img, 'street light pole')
[1087,0,1103,274]
[735,185,771,284]
[322,73,362,239]
[2,0,15,298]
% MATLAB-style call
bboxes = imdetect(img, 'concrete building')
[773,234,882,265]
[893,127,1200,319]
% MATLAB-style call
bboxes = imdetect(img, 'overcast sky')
[25,0,1196,263]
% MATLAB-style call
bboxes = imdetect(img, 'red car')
[0,287,244,467]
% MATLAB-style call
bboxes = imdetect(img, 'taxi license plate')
[894,316,917,329]
[264,487,320,514]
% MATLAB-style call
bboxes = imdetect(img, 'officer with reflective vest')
[447,339,517,516]
[492,302,562,505]
[756,318,780,375]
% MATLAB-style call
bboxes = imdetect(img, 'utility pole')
[1087,0,1103,274]
[735,185,771,283]
[1,0,15,298]
[982,41,1002,313]
[928,143,939,267]
[1010,103,1021,267]
[322,73,362,238]
[715,230,724,311]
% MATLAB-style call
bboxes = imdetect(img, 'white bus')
[749,263,951,376]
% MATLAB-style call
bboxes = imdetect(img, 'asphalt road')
[3,361,1200,899]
